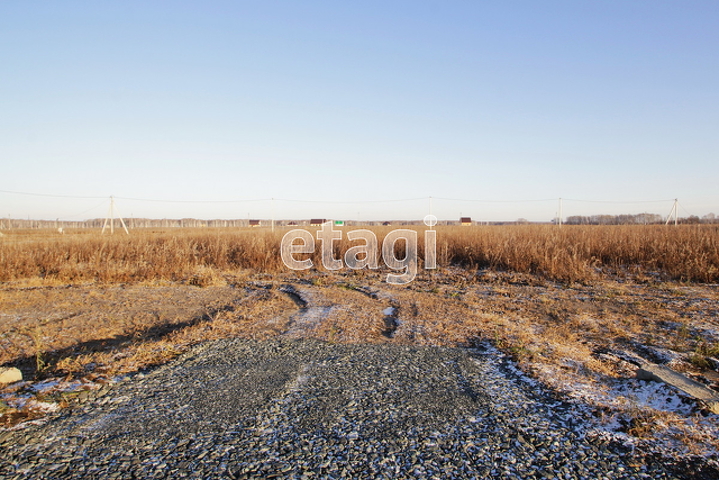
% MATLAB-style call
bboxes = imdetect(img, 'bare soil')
[1,267,719,460]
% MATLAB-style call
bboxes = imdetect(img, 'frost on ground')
[1,268,719,468]
[529,360,719,460]
[0,376,109,430]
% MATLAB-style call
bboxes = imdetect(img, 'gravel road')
[0,338,693,479]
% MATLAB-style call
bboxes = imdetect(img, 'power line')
[273,197,427,204]
[1,189,428,205]
[0,189,106,199]
[1,189,680,206]
[433,197,556,203]
[678,201,694,218]
[562,198,674,204]
[117,196,428,205]
[115,196,272,204]
[64,199,111,219]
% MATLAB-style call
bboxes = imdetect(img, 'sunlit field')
[2,225,719,456]
[1,225,718,284]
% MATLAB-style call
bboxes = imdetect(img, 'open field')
[1,225,719,466]
[1,225,718,284]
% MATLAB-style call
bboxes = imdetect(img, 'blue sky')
[1,1,717,221]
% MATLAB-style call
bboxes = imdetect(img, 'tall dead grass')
[441,225,719,283]
[0,229,283,283]
[0,225,717,284]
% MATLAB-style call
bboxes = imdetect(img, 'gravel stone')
[0,338,704,479]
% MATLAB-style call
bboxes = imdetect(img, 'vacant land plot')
[1,225,718,471]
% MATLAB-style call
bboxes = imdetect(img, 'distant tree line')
[564,213,718,225]
[2,213,718,230]
[0,218,434,230]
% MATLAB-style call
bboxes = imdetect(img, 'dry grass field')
[1,225,719,458]
[1,224,717,284]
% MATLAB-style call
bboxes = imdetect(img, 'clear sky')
[1,1,717,222]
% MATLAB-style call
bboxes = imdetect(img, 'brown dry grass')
[1,225,717,284]
[1,226,719,452]
[439,224,719,283]
[0,281,252,375]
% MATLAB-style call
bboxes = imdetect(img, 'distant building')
[249,219,261,227]
[382,221,391,226]
[287,221,298,227]
[310,219,327,226]
[460,217,472,226]
[334,220,345,227]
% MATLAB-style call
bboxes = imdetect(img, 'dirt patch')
[2,268,719,460]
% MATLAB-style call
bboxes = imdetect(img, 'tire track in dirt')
[276,283,404,342]
[350,285,401,338]
[278,284,336,339]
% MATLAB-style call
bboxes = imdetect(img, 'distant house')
[310,219,327,226]
[249,219,261,227]
[287,221,298,227]
[382,221,391,226]
[333,220,345,227]
[460,217,472,226]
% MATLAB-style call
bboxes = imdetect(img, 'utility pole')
[271,197,275,232]
[665,198,679,226]
[558,198,563,227]
[101,196,130,235]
